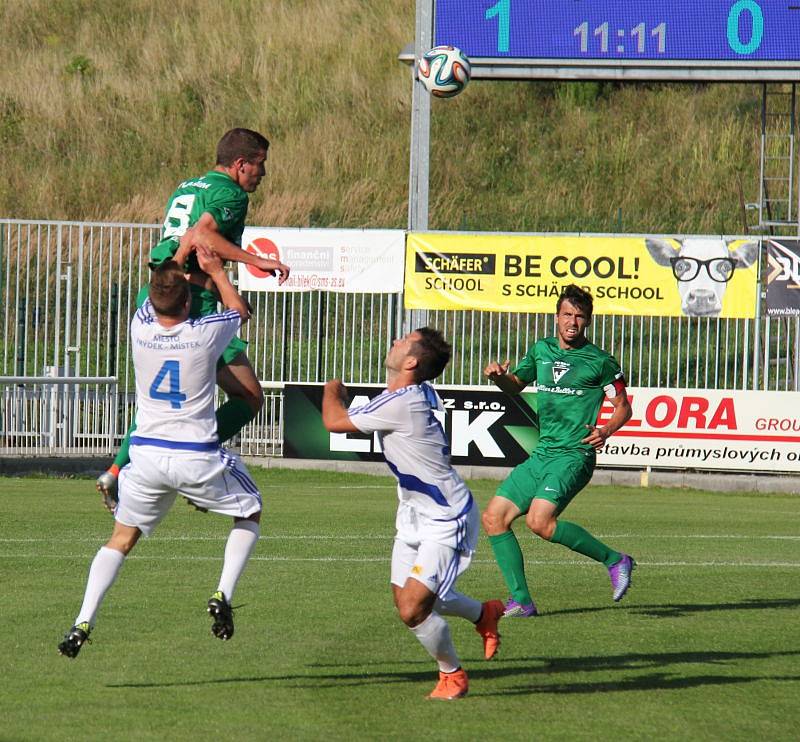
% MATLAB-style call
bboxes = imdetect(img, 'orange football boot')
[428,668,469,700]
[474,599,504,660]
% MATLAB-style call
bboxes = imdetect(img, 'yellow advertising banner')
[404,233,760,318]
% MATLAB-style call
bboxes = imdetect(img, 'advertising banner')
[765,238,800,316]
[237,228,405,293]
[283,383,536,467]
[404,232,760,318]
[284,384,800,474]
[597,387,800,472]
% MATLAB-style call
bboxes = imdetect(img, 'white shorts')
[115,446,262,536]
[390,499,478,597]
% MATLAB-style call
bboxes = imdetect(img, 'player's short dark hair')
[149,261,190,317]
[557,283,594,318]
[410,327,452,382]
[216,128,270,166]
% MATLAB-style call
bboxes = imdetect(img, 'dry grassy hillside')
[0,0,766,234]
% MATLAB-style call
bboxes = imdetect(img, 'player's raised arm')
[322,379,360,433]
[194,245,250,323]
[484,359,527,395]
[176,212,290,284]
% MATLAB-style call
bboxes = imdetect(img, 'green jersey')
[513,336,624,454]
[149,170,249,272]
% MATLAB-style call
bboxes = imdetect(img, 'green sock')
[551,520,621,567]
[216,398,256,443]
[112,420,136,469]
[488,531,533,605]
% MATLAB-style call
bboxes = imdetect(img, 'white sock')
[408,611,460,673]
[75,546,126,627]
[216,520,260,601]
[435,590,482,623]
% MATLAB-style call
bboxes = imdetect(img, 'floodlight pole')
[405,0,434,332]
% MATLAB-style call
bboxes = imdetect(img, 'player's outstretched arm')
[178,213,291,284]
[484,359,527,395]
[195,245,250,323]
[322,379,360,433]
[582,388,632,450]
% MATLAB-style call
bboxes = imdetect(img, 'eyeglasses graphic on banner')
[669,256,736,283]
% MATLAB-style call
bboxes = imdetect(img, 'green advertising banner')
[283,384,538,466]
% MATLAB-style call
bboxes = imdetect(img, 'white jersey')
[129,299,240,450]
[348,382,473,521]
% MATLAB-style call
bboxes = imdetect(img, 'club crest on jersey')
[552,360,570,383]
[222,207,233,222]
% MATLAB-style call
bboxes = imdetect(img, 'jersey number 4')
[149,360,187,409]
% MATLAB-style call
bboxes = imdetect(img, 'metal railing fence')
[0,375,118,454]
[429,310,798,392]
[1,218,797,456]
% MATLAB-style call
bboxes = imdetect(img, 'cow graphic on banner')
[643,238,759,318]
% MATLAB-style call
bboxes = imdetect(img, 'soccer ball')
[417,45,471,99]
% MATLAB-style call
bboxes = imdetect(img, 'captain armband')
[603,377,627,399]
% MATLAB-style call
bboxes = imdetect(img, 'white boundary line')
[0,553,798,567]
[1,533,798,543]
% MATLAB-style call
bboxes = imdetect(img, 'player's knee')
[481,508,499,534]
[218,365,264,412]
[106,533,139,555]
[394,591,431,627]
[228,388,263,416]
[224,381,262,411]
[244,384,264,414]
[396,602,430,628]
[481,503,512,534]
[526,513,555,540]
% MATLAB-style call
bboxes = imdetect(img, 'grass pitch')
[2,468,799,740]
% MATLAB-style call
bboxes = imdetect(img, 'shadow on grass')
[632,597,800,618]
[108,649,800,691]
[108,667,437,689]
[541,597,800,619]
[473,672,800,697]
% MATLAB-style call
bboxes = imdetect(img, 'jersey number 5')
[163,194,196,238]
[149,360,187,409]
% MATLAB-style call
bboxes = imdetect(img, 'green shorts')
[135,283,248,370]
[497,449,595,515]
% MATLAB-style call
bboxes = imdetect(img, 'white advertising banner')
[597,387,800,472]
[237,227,405,293]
